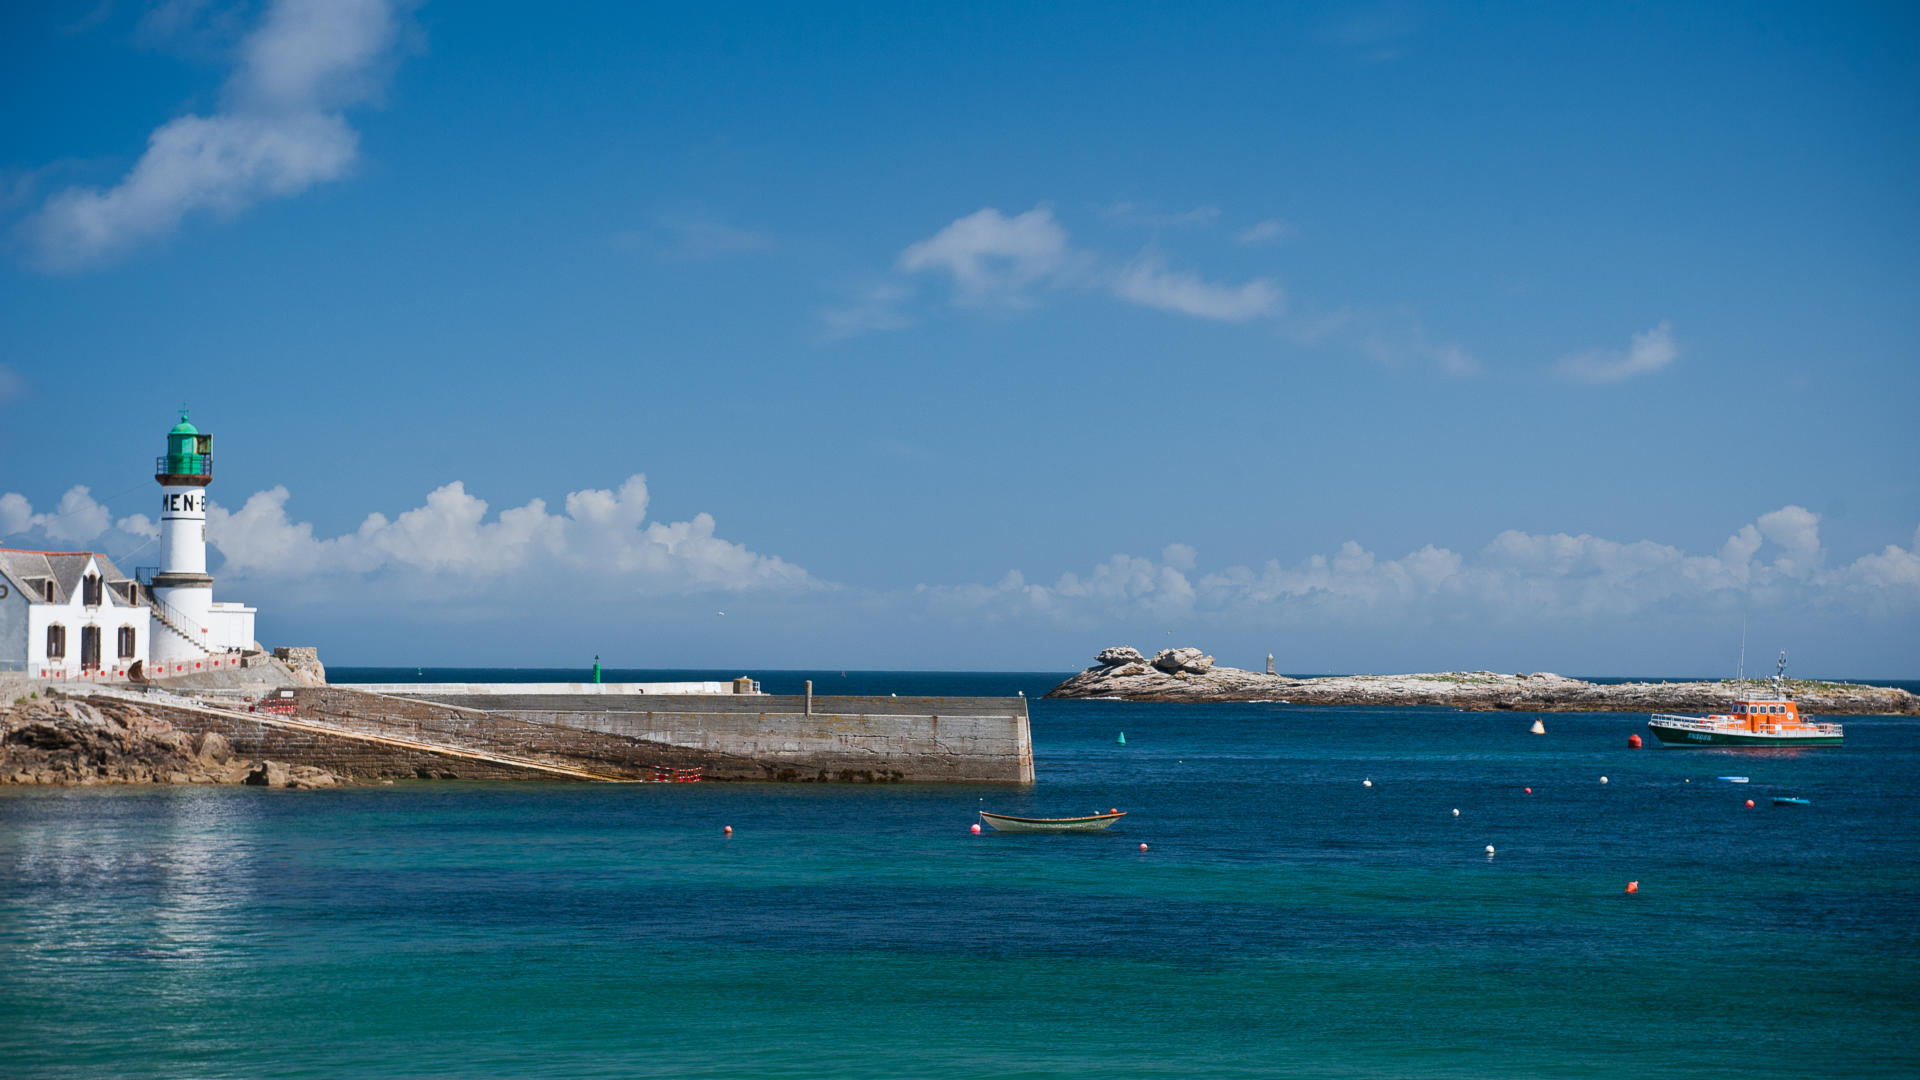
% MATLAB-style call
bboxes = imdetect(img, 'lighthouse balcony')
[155,453,213,482]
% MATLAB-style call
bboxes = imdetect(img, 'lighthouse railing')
[155,454,213,477]
[148,594,213,654]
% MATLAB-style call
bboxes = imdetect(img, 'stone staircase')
[147,595,212,656]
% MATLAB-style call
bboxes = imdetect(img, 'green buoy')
[1117,732,1126,745]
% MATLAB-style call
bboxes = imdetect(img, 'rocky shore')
[1045,646,1920,715]
[2,693,341,788]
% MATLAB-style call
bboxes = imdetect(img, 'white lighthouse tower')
[149,411,254,666]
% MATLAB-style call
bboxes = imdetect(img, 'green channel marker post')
[593,655,601,684]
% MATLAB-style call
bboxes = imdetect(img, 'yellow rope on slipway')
[84,688,635,783]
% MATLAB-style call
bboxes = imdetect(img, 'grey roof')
[0,549,141,605]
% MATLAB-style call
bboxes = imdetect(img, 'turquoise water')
[4,672,1918,1078]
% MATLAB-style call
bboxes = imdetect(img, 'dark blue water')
[4,672,1917,1078]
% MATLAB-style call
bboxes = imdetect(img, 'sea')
[4,668,1918,1079]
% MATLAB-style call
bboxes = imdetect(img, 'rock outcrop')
[274,647,328,687]
[1,694,342,787]
[1045,646,1920,715]
[1152,647,1214,675]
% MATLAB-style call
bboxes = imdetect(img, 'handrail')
[155,454,213,477]
[148,594,212,654]
[1651,713,1843,734]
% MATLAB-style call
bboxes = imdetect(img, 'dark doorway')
[80,626,101,669]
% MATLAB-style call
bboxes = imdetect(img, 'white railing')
[148,595,213,655]
[1650,713,1843,735]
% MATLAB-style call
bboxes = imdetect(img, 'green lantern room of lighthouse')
[158,409,213,479]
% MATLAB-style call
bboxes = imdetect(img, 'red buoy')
[1139,843,1149,852]
[1525,787,1533,794]
[724,825,733,835]
[1745,800,1754,808]
[970,823,981,835]
[1625,881,1639,894]
[1628,733,1643,749]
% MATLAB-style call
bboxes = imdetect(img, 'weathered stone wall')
[18,686,1036,785]
[80,695,554,781]
[289,687,764,780]
[382,692,1036,784]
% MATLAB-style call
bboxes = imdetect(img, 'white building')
[0,412,256,681]
[0,549,150,680]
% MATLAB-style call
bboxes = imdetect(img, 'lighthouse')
[149,411,254,665]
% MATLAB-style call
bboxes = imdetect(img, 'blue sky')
[3,1,1917,675]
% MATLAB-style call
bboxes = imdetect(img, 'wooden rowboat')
[978,810,1126,833]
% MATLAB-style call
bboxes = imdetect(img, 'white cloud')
[23,0,413,272]
[1112,255,1282,321]
[0,493,30,536]
[0,486,113,543]
[1289,303,1479,376]
[920,554,1197,623]
[1556,321,1678,383]
[866,203,1483,372]
[819,282,915,339]
[877,204,1284,328]
[1845,525,1920,599]
[1162,543,1198,573]
[919,507,1920,628]
[1235,219,1294,245]
[116,514,161,540]
[233,0,408,111]
[205,474,820,599]
[897,206,1073,303]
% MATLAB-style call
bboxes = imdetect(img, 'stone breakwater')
[1,682,1037,786]
[1045,646,1920,715]
[366,689,1037,784]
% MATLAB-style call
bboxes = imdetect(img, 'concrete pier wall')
[340,681,742,696]
[382,692,1036,784]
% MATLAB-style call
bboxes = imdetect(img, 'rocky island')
[1045,646,1920,715]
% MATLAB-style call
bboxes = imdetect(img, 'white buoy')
[1452,808,1460,817]
[1529,719,1546,734]
[1600,776,1609,784]
[1485,845,1496,856]
[1363,779,1373,787]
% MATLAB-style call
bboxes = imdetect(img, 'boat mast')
[1737,620,1748,695]
[1773,650,1789,700]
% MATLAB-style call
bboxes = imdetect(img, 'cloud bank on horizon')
[6,478,1915,645]
[21,0,414,272]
